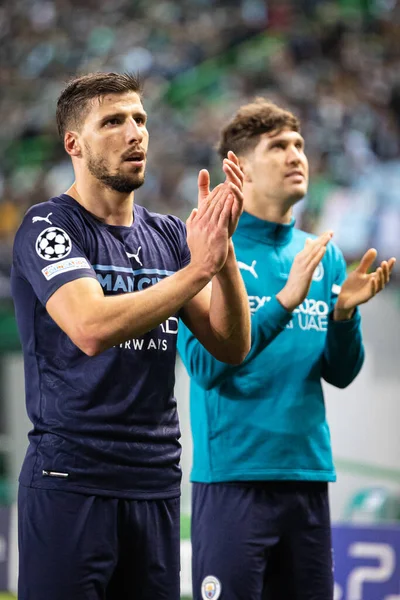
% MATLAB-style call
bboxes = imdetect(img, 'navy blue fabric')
[18,484,180,600]
[12,194,190,499]
[191,481,333,600]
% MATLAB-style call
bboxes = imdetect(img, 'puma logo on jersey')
[32,212,53,225]
[238,259,258,279]
[126,246,143,266]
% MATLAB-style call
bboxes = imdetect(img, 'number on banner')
[334,582,343,599]
[347,542,395,600]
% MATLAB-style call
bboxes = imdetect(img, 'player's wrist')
[185,261,214,286]
[276,287,299,313]
[216,242,235,273]
[227,239,235,255]
[333,305,355,321]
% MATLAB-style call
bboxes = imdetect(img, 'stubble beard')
[86,146,145,193]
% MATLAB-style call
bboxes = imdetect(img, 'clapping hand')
[277,232,333,312]
[221,151,245,237]
[334,249,396,320]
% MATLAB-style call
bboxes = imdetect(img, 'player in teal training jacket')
[178,99,396,600]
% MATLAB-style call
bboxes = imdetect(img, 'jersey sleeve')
[13,204,98,306]
[321,244,365,388]
[178,295,292,390]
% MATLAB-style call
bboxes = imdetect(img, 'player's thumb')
[357,248,377,273]
[198,169,210,202]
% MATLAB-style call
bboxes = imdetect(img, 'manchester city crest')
[201,575,221,600]
[312,262,324,281]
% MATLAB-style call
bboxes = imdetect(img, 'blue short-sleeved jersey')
[12,193,190,499]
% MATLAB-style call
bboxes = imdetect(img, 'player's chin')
[129,173,145,190]
[122,165,145,181]
[107,173,145,193]
[288,183,307,201]
[125,164,145,180]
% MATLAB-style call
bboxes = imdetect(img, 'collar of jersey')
[235,211,295,245]
[59,194,137,231]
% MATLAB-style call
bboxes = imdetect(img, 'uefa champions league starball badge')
[201,575,221,599]
[35,227,72,261]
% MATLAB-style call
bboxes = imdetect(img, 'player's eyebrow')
[99,111,148,125]
[267,132,304,147]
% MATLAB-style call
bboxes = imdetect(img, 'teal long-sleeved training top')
[178,212,365,483]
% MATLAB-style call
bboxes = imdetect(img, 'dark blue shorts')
[192,481,333,600]
[18,484,180,600]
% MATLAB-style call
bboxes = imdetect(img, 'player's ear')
[64,131,82,158]
[239,156,252,183]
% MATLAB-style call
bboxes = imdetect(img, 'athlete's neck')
[66,182,135,227]
[243,194,293,224]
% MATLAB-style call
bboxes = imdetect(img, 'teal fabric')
[178,212,364,483]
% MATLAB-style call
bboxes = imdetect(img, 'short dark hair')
[217,98,300,159]
[56,72,143,138]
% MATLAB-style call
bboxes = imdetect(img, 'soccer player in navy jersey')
[11,72,250,600]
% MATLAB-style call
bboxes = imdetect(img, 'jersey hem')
[19,480,181,501]
[191,468,336,483]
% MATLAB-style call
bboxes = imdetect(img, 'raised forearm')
[208,242,251,361]
[178,295,291,390]
[322,311,364,388]
[51,264,211,356]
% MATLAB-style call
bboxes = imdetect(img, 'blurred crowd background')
[1,0,400,301]
[0,6,399,595]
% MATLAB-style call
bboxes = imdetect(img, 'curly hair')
[217,98,300,159]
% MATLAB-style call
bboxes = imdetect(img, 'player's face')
[244,129,308,205]
[79,92,149,193]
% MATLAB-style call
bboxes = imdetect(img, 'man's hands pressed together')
[186,151,244,280]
